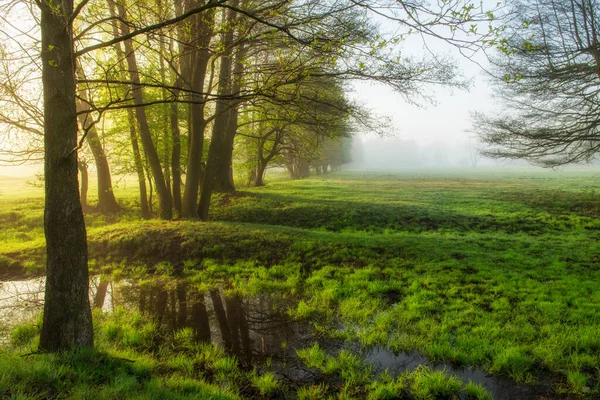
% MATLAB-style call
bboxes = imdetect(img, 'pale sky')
[348,14,502,169]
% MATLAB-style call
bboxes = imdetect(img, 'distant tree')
[467,136,479,168]
[474,0,600,166]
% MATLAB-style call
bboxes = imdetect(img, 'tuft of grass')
[250,371,280,396]
[409,366,463,399]
[297,383,329,400]
[463,380,494,400]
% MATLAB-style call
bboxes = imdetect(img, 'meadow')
[0,168,599,399]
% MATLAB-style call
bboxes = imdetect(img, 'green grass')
[1,168,600,397]
[1,309,242,399]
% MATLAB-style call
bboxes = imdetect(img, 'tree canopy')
[474,0,600,167]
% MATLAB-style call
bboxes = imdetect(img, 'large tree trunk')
[39,0,93,351]
[213,44,246,192]
[180,5,215,218]
[115,0,172,219]
[75,96,120,213]
[198,4,238,220]
[158,35,174,214]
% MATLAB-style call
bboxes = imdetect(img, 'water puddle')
[0,278,45,332]
[0,276,560,398]
[365,347,557,400]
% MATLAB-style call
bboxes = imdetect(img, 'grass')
[1,309,242,399]
[1,167,600,397]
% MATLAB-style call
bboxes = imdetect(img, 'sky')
[347,12,504,170]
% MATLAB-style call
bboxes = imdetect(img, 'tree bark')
[180,5,215,218]
[39,0,93,351]
[213,44,246,192]
[198,3,238,220]
[254,162,267,187]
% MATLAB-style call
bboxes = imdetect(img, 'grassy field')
[1,168,599,398]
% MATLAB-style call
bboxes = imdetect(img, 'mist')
[350,135,495,170]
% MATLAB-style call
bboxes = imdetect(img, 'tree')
[180,1,217,218]
[75,83,120,213]
[113,0,173,219]
[474,0,600,166]
[38,0,94,351]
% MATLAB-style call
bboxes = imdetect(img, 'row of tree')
[2,0,367,221]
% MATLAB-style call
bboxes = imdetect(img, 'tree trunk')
[285,152,296,179]
[198,4,238,220]
[78,160,89,211]
[39,0,93,351]
[128,113,152,219]
[75,94,119,213]
[158,34,173,215]
[107,4,150,219]
[247,168,256,187]
[170,99,182,215]
[213,44,246,193]
[254,161,267,187]
[180,7,215,218]
[115,0,172,219]
[299,160,310,178]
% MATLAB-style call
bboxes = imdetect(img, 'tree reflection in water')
[96,278,326,382]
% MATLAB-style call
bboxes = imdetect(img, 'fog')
[351,135,490,169]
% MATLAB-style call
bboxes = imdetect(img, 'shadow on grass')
[209,190,598,235]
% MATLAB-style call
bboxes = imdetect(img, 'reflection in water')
[104,279,328,382]
[0,278,45,335]
[365,348,557,400]
[0,276,559,398]
[100,279,562,399]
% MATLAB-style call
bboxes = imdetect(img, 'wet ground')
[0,275,560,399]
